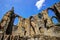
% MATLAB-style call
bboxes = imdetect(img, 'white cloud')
[35,0,45,10]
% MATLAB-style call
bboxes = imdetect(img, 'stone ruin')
[0,2,60,40]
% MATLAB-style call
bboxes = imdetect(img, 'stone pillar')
[42,10,53,28]
[15,16,25,37]
[33,15,40,35]
[29,16,36,37]
[24,18,30,36]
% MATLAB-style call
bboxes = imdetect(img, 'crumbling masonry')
[0,2,60,40]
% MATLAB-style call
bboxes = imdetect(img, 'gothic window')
[52,18,58,24]
[48,9,59,24]
[48,9,56,17]
[13,17,19,25]
[13,17,19,31]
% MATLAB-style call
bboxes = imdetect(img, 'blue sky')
[0,0,60,24]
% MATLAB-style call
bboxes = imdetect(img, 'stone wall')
[0,2,60,40]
